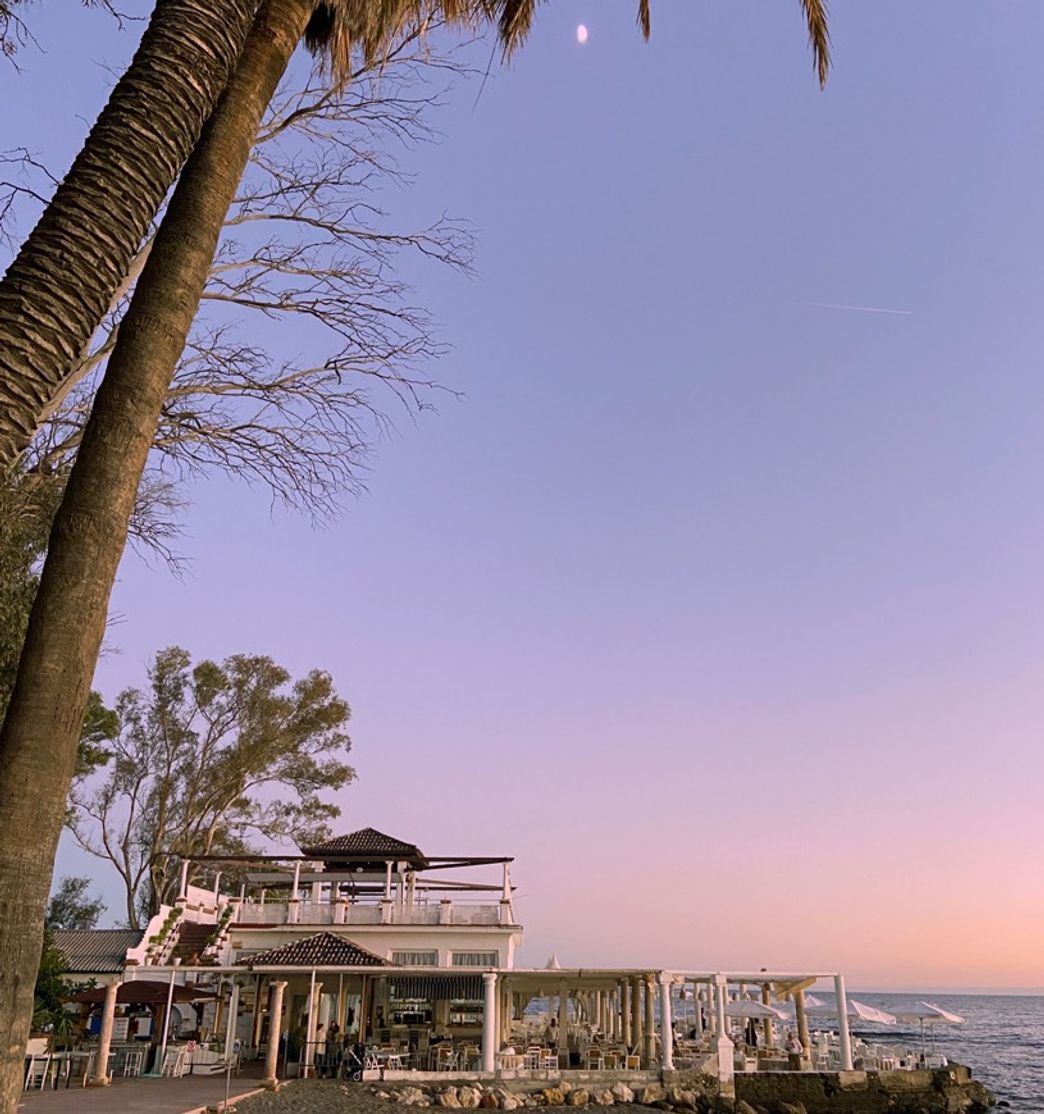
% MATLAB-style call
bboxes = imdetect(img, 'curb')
[181,1082,271,1114]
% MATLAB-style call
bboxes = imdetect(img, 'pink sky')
[8,1,1044,990]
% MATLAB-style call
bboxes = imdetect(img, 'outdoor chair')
[23,1054,50,1090]
[122,1048,145,1077]
[160,1048,186,1077]
[540,1049,558,1071]
[524,1047,541,1070]
[625,1054,641,1071]
[585,1048,603,1070]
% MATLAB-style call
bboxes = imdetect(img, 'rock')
[733,1103,758,1114]
[459,1088,483,1110]
[566,1089,589,1106]
[481,1094,500,1109]
[499,1095,521,1111]
[398,1087,428,1106]
[611,1083,634,1104]
[542,1088,565,1107]
[594,1089,615,1106]
[636,1084,667,1105]
[559,1081,572,1095]
[668,1087,698,1111]
[777,1104,807,1114]
[439,1089,462,1109]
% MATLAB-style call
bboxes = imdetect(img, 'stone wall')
[733,1064,995,1114]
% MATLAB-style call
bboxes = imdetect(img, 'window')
[391,950,438,966]
[451,951,499,967]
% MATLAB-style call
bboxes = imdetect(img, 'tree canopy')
[68,646,354,927]
[45,875,105,931]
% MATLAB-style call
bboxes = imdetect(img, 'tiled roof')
[300,827,425,861]
[52,929,142,974]
[243,932,389,969]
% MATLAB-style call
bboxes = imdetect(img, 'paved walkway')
[17,1070,267,1113]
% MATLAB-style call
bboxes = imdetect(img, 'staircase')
[170,921,213,965]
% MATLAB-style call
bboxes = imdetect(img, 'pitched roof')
[243,931,388,969]
[300,827,426,863]
[52,929,142,974]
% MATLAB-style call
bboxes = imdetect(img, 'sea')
[854,993,1043,1111]
[527,992,1043,1109]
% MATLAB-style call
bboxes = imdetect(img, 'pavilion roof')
[242,931,389,969]
[299,827,428,867]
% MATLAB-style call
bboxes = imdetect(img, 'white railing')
[233,900,505,927]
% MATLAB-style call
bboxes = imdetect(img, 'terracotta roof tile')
[300,827,425,862]
[243,931,388,968]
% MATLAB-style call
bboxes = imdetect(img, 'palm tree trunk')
[0,2,310,1107]
[0,0,259,473]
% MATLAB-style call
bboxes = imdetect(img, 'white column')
[834,974,853,1071]
[384,860,393,898]
[263,981,287,1088]
[594,990,602,1033]
[622,980,631,1046]
[288,861,302,923]
[658,974,674,1071]
[482,972,498,1072]
[558,980,568,1065]
[89,980,120,1085]
[630,976,642,1052]
[178,859,190,901]
[158,970,177,1071]
[225,980,240,1054]
[713,974,733,1085]
[644,974,656,1064]
[304,972,323,1075]
[213,871,222,901]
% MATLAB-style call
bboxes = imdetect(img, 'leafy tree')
[31,933,67,1035]
[45,876,106,931]
[68,646,353,928]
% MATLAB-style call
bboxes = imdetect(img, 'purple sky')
[6,1,1044,990]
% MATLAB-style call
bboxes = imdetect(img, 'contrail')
[794,300,913,316]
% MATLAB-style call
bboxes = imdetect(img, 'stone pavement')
[16,1069,267,1113]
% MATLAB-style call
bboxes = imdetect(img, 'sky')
[4,0,1044,992]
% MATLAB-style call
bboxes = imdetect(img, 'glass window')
[391,950,438,966]
[451,951,499,967]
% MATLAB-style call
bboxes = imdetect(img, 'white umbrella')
[892,1001,964,1054]
[804,998,897,1025]
[725,999,787,1019]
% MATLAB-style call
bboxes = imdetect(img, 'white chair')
[122,1047,145,1076]
[24,1054,51,1090]
[524,1047,541,1070]
[160,1048,185,1077]
[585,1047,603,1070]
[540,1049,557,1071]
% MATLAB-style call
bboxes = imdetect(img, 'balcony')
[233,898,511,927]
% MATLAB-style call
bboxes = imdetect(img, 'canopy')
[66,980,218,1005]
[892,1001,964,1025]
[725,999,786,1019]
[804,998,896,1025]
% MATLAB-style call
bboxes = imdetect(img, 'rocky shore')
[237,1070,996,1114]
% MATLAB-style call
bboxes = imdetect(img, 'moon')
[576,24,588,44]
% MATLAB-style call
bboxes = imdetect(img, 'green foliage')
[32,932,68,1034]
[46,876,106,930]
[69,645,354,926]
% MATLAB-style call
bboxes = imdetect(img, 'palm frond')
[637,0,650,39]
[800,0,830,87]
